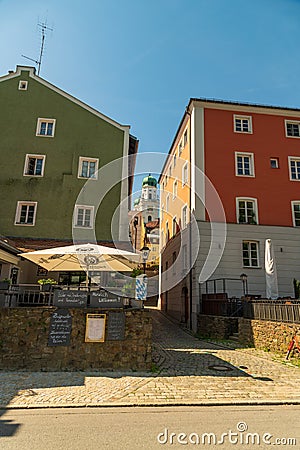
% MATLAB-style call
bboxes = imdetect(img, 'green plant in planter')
[37,278,57,285]
[130,268,143,278]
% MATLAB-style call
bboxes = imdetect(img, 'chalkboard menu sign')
[107,311,126,340]
[90,289,123,308]
[53,290,88,308]
[48,309,72,346]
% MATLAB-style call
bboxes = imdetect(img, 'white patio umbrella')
[19,243,139,285]
[265,238,279,300]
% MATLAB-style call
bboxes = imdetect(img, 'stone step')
[229,333,239,341]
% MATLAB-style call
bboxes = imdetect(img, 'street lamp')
[240,273,248,296]
[141,245,150,274]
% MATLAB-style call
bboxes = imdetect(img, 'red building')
[159,99,300,330]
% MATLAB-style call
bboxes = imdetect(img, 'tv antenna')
[22,21,53,76]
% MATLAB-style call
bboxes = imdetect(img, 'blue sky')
[2,0,300,195]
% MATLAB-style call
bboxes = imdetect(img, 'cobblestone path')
[0,310,299,408]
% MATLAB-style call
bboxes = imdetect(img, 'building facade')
[129,175,159,262]
[0,66,138,283]
[159,98,300,330]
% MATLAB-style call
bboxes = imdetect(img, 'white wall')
[196,221,300,298]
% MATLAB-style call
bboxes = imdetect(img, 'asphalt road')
[0,405,299,450]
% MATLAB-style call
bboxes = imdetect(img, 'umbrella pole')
[86,265,89,288]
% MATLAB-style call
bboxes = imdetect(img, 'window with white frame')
[270,158,279,169]
[172,217,178,236]
[18,80,28,90]
[78,157,99,179]
[182,205,188,229]
[173,153,177,168]
[24,154,46,176]
[234,115,252,133]
[166,195,170,212]
[183,129,188,147]
[178,140,183,156]
[15,201,37,225]
[235,152,254,176]
[173,179,178,199]
[242,241,259,267]
[289,157,300,180]
[292,202,300,226]
[182,162,188,185]
[286,121,300,138]
[36,118,56,137]
[74,205,94,228]
[168,165,172,178]
[236,198,258,224]
[166,221,170,241]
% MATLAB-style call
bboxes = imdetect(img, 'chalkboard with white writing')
[48,309,72,346]
[107,311,126,340]
[53,290,88,308]
[90,289,123,308]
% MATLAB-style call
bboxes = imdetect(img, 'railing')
[243,299,300,324]
[201,294,243,317]
[0,284,135,308]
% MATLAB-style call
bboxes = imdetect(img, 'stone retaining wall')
[0,308,152,371]
[239,318,298,353]
[197,314,299,356]
[197,315,238,339]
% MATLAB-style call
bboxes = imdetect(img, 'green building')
[0,66,138,249]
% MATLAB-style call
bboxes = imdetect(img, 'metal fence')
[201,294,243,317]
[243,299,300,324]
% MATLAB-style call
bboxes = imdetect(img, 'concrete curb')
[2,399,300,410]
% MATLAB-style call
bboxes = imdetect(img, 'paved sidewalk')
[0,309,299,408]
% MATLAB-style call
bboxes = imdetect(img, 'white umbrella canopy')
[19,243,139,273]
[265,238,279,300]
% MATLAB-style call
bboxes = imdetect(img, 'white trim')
[36,118,56,137]
[235,151,255,177]
[172,179,178,199]
[77,156,99,180]
[233,114,253,134]
[190,109,196,211]
[285,120,300,138]
[183,128,188,147]
[288,156,300,181]
[181,204,188,229]
[23,154,46,177]
[182,162,188,186]
[18,80,28,90]
[236,197,259,224]
[0,66,129,131]
[166,194,170,212]
[73,205,94,229]
[178,140,183,156]
[14,201,37,226]
[172,216,177,236]
[270,157,279,169]
[189,98,300,118]
[291,201,300,227]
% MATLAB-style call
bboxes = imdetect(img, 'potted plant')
[38,278,58,292]
[0,278,11,290]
